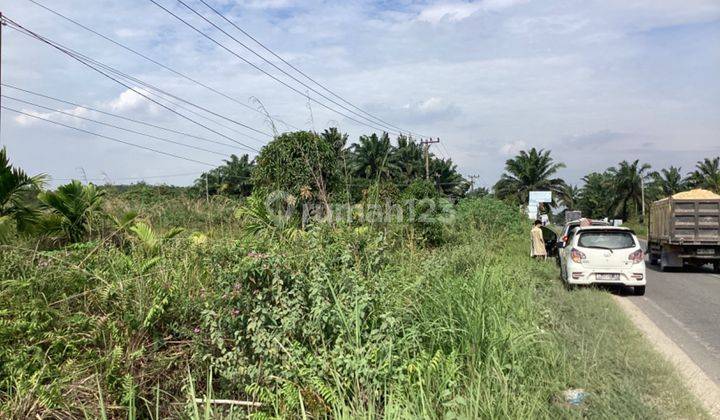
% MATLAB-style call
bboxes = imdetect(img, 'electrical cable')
[196,0,431,139]
[148,0,401,136]
[3,94,230,157]
[2,83,244,150]
[23,0,302,131]
[2,105,216,166]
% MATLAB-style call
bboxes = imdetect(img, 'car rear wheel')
[714,262,720,274]
[633,286,646,296]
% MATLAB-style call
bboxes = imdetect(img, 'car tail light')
[571,248,586,263]
[628,249,644,264]
[631,273,644,280]
[562,235,568,243]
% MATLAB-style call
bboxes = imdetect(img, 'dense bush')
[1,196,568,418]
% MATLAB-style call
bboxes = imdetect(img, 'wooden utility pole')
[468,174,480,192]
[204,173,210,204]
[420,138,440,180]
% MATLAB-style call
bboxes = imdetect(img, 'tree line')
[4,130,718,244]
[492,147,720,221]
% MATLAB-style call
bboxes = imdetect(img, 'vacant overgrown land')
[0,187,707,418]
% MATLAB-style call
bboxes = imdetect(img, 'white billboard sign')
[529,191,552,203]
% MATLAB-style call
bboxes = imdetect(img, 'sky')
[1,0,719,189]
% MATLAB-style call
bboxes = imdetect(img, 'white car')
[559,226,646,295]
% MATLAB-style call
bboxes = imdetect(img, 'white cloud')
[417,0,529,23]
[13,106,91,127]
[499,141,527,156]
[105,89,160,115]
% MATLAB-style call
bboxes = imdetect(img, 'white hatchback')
[559,226,646,295]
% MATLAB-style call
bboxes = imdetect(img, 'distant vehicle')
[559,226,646,295]
[647,189,720,272]
[565,210,582,224]
[556,219,610,266]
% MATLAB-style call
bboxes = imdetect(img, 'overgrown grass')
[0,197,706,418]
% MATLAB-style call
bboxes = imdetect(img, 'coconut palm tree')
[493,148,567,205]
[685,157,720,193]
[0,147,46,241]
[37,180,106,243]
[607,160,652,221]
[650,166,686,198]
[349,133,399,180]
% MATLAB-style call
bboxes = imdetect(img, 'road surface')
[624,240,720,386]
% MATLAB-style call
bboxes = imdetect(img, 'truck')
[565,210,582,224]
[647,189,720,272]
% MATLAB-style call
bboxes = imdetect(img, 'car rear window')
[577,231,635,249]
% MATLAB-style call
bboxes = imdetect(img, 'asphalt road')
[624,240,720,386]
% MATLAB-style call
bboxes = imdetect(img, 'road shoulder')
[613,295,720,418]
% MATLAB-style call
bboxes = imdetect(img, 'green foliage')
[493,148,567,205]
[650,166,686,198]
[253,131,342,200]
[685,156,720,193]
[37,180,106,243]
[607,159,652,220]
[195,154,255,196]
[0,147,46,241]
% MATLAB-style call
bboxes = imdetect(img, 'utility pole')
[420,138,440,180]
[640,177,646,223]
[468,174,480,193]
[204,173,210,204]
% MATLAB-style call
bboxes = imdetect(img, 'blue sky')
[1,0,719,188]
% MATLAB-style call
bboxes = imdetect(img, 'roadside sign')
[527,204,538,220]
[529,191,552,203]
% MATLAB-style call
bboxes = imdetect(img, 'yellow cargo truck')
[647,189,720,272]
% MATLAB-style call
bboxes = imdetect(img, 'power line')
[3,94,230,157]
[171,0,402,135]
[196,0,431,140]
[2,16,263,152]
[2,83,244,150]
[23,0,302,132]
[147,0,401,136]
[51,171,203,182]
[2,105,216,167]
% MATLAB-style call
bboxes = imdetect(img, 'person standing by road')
[531,219,547,260]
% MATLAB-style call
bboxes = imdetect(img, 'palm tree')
[393,136,425,181]
[685,157,720,193]
[558,184,580,210]
[650,166,686,198]
[493,148,567,205]
[349,133,399,180]
[0,147,46,241]
[429,157,468,197]
[578,171,614,219]
[197,154,255,196]
[607,160,652,221]
[37,180,106,243]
